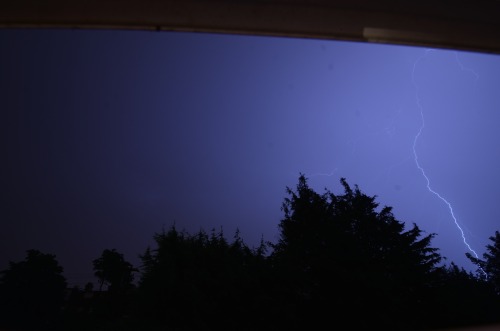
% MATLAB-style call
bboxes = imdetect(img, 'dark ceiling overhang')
[2,0,500,55]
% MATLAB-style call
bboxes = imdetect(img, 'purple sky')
[2,28,500,287]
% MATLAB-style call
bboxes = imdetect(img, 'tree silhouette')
[81,249,139,330]
[270,174,444,330]
[467,230,500,294]
[0,249,67,331]
[6,177,497,330]
[138,225,271,330]
[429,262,500,329]
[93,248,135,292]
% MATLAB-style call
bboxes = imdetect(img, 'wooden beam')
[1,0,500,54]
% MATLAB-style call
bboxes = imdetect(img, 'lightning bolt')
[411,49,486,276]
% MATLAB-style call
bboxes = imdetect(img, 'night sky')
[2,28,500,287]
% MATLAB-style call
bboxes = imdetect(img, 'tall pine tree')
[270,174,443,329]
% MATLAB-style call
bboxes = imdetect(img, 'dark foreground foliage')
[2,175,500,331]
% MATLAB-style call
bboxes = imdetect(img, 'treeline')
[1,175,500,331]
